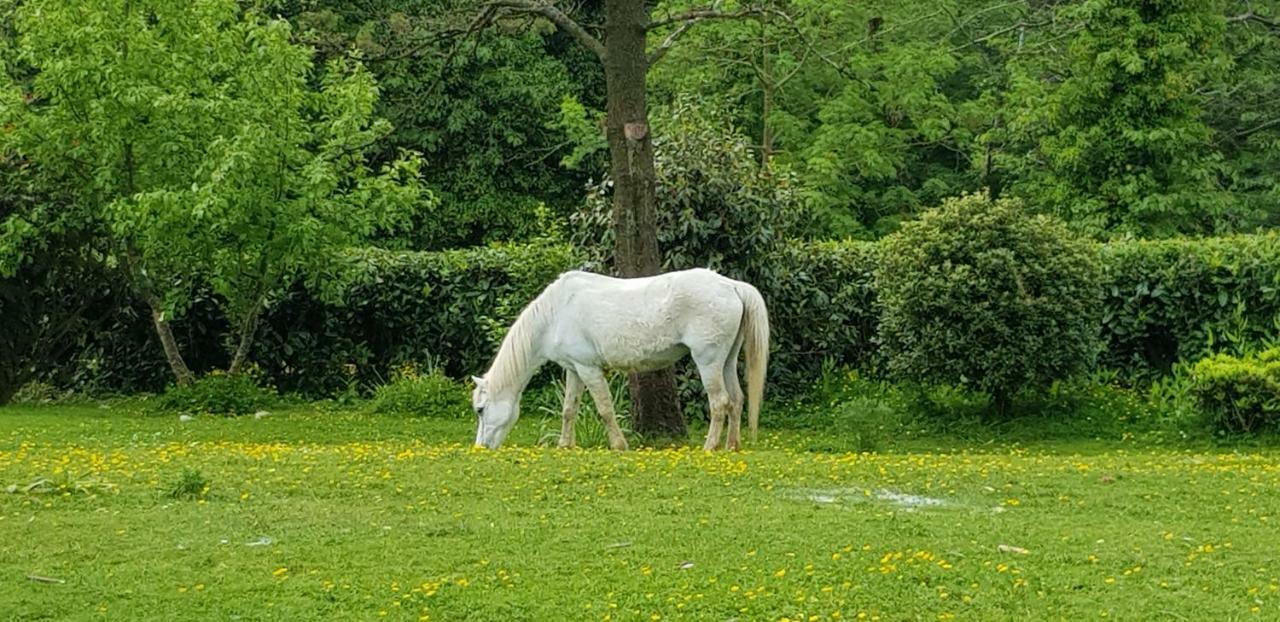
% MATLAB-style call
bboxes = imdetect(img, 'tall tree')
[0,0,423,384]
[455,1,782,438]
[997,0,1230,236]
[277,1,602,250]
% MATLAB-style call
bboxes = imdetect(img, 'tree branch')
[1227,11,1280,29]
[648,5,781,30]
[648,19,697,66]
[486,0,605,60]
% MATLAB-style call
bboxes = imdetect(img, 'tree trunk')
[0,378,18,406]
[147,297,195,386]
[604,0,685,439]
[760,17,774,168]
[228,301,263,376]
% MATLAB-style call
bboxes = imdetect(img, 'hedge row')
[1098,235,1280,376]
[36,241,583,396]
[10,233,1280,398]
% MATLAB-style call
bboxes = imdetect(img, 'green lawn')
[2,405,1279,621]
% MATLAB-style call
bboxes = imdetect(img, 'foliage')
[285,0,603,250]
[166,468,211,500]
[156,370,276,416]
[22,230,1280,403]
[0,0,424,378]
[877,192,1103,408]
[573,96,804,288]
[1207,1,1280,228]
[369,363,469,417]
[1190,348,1280,433]
[13,241,579,397]
[9,381,63,405]
[1098,233,1280,378]
[646,1,985,238]
[646,0,1280,238]
[999,0,1231,236]
[765,240,880,392]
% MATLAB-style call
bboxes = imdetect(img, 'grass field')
[3,404,1279,621]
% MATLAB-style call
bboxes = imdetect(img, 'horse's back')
[541,268,747,371]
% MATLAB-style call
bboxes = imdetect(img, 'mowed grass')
[3,406,1280,621]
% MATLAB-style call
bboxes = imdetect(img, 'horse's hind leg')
[559,368,584,449]
[577,366,629,451]
[695,356,732,451]
[723,332,746,451]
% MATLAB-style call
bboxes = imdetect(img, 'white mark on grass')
[875,490,945,508]
[788,487,950,511]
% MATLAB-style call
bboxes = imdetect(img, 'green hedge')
[1098,234,1280,377]
[765,240,880,391]
[1190,348,1280,433]
[10,233,1280,399]
[37,241,582,397]
[252,241,583,394]
[779,233,1280,384]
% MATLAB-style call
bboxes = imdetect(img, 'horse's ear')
[471,375,485,387]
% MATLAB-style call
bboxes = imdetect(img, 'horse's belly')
[603,343,688,373]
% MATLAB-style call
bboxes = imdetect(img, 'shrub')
[571,96,804,292]
[1190,349,1280,433]
[17,227,1280,402]
[167,468,211,500]
[766,241,880,392]
[40,240,581,396]
[1099,233,1280,378]
[369,364,470,417]
[876,192,1102,411]
[10,380,64,405]
[156,370,275,416]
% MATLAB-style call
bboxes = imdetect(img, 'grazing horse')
[470,268,769,451]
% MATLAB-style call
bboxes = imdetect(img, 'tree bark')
[228,301,263,376]
[147,296,195,386]
[0,379,18,406]
[604,0,685,439]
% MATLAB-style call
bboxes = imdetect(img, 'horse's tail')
[735,281,770,443]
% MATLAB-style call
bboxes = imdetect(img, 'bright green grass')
[3,405,1279,621]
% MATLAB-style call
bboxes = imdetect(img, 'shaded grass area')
[2,405,1280,621]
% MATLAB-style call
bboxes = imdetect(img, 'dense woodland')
[2,0,1279,427]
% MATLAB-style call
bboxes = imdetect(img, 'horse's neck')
[487,305,549,399]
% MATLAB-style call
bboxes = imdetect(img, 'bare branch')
[648,19,697,66]
[486,0,605,60]
[1236,116,1280,138]
[1227,12,1280,29]
[648,5,783,30]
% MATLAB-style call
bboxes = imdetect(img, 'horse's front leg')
[559,368,584,449]
[577,366,629,451]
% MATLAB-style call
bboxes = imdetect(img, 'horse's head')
[471,375,518,449]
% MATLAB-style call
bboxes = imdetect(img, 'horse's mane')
[486,281,558,394]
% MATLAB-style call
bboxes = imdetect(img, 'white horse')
[471,268,769,451]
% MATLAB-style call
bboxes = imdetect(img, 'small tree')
[0,0,423,383]
[876,192,1102,413]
